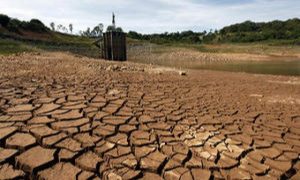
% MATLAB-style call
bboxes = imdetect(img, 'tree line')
[2,13,299,44]
[218,18,300,42]
[0,14,123,38]
[0,14,49,33]
[127,18,300,44]
[128,30,207,44]
[49,22,73,34]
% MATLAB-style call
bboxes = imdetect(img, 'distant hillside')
[219,18,300,43]
[0,14,52,40]
[127,18,300,44]
[0,14,94,43]
[1,13,300,57]
[0,14,100,57]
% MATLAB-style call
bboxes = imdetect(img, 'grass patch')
[0,27,100,57]
[51,32,94,44]
[143,42,300,55]
[0,39,35,55]
[0,36,100,58]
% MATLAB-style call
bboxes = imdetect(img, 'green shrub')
[7,19,22,32]
[23,19,48,32]
[0,14,10,27]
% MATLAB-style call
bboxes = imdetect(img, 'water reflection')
[195,60,300,76]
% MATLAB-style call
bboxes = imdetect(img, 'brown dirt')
[128,44,300,71]
[0,52,299,179]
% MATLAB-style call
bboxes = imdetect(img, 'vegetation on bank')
[1,13,300,58]
[0,14,100,57]
[127,18,300,44]
[0,39,34,55]
[219,19,300,43]
[0,14,49,33]
[0,14,127,56]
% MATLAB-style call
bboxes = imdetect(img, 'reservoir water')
[194,60,300,76]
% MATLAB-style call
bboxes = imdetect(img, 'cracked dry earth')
[0,52,300,180]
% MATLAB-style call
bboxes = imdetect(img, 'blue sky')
[0,0,299,34]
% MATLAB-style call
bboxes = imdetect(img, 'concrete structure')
[100,13,127,61]
[102,31,127,61]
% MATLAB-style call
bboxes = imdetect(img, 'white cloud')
[0,0,299,33]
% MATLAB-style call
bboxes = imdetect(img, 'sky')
[0,0,299,34]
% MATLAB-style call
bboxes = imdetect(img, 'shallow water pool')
[194,60,300,76]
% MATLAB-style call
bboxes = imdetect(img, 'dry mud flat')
[0,52,300,180]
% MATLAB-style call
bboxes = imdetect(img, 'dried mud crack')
[0,52,299,179]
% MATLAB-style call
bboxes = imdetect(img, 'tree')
[128,31,142,39]
[69,24,73,34]
[92,24,103,37]
[50,22,55,31]
[99,23,104,36]
[106,25,115,32]
[7,19,21,32]
[57,24,63,31]
[56,24,68,33]
[24,19,48,32]
[0,14,10,27]
[80,27,91,37]
[106,25,123,33]
[115,27,123,32]
[62,26,68,33]
[92,26,100,37]
[80,23,104,37]
[86,27,91,36]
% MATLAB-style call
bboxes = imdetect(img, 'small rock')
[106,66,112,71]
[108,89,120,96]
[113,65,120,70]
[179,71,187,76]
[120,66,127,71]
[249,94,264,98]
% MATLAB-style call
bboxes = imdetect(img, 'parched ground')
[0,52,299,180]
[128,43,300,68]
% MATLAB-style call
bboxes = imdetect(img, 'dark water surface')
[195,60,300,76]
